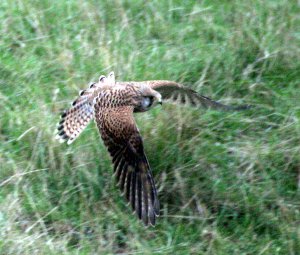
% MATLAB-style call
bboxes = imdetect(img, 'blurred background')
[0,0,299,254]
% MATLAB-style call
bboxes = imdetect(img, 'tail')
[55,71,115,144]
[55,99,94,144]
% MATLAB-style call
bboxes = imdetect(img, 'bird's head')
[133,85,162,112]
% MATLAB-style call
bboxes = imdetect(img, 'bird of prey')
[56,71,249,226]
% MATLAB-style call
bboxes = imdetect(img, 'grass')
[0,0,300,254]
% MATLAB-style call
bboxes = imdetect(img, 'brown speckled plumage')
[56,71,249,226]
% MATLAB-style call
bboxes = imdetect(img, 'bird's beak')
[155,93,162,106]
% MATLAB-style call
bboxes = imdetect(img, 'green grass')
[1,0,300,254]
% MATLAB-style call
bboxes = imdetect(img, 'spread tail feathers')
[55,72,116,144]
[55,99,94,144]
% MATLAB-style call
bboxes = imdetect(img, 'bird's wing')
[148,80,250,111]
[94,103,159,226]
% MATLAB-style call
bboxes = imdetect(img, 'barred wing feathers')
[148,80,250,111]
[94,104,160,226]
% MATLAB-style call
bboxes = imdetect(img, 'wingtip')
[154,199,160,216]
[148,211,157,227]
[148,220,156,227]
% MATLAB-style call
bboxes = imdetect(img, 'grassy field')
[1,0,300,254]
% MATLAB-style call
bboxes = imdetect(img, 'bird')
[55,71,249,226]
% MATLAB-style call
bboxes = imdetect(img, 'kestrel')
[56,71,249,226]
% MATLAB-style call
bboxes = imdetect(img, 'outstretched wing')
[148,80,250,111]
[94,104,160,226]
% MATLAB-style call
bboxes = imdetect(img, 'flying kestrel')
[56,72,249,226]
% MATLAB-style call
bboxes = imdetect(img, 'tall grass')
[0,0,299,254]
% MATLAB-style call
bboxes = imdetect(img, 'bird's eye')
[142,96,154,108]
[146,96,155,102]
